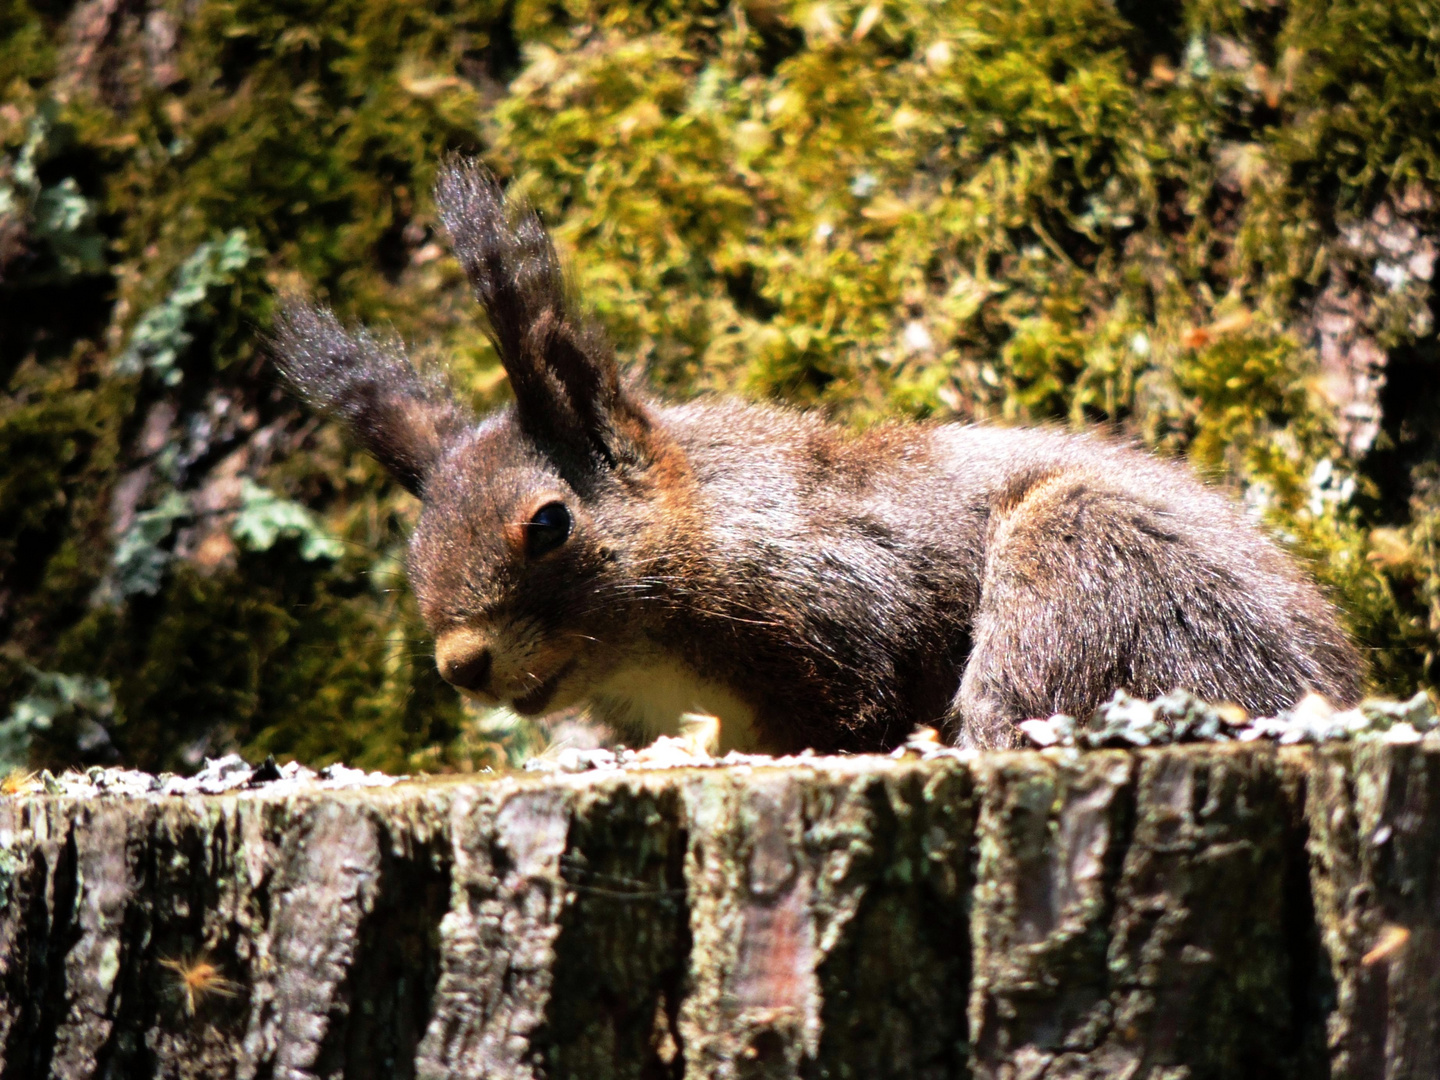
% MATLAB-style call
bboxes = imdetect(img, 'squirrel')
[273,160,1364,754]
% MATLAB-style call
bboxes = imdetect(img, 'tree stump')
[1,742,1437,1079]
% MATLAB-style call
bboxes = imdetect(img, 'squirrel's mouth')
[510,659,576,716]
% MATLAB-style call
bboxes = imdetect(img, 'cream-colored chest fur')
[586,657,761,753]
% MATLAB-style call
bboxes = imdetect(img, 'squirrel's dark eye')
[525,501,572,558]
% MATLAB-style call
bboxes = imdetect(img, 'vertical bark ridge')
[93,798,251,1079]
[311,811,453,1080]
[1277,750,1337,1080]
[35,800,143,1079]
[1104,746,1307,1078]
[680,769,815,1080]
[415,785,574,1080]
[267,800,387,1079]
[968,749,1138,1078]
[677,760,976,1080]
[1308,743,1440,1080]
[804,763,976,1080]
[531,778,691,1080]
[0,803,84,1078]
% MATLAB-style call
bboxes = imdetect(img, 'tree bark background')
[2,742,1437,1080]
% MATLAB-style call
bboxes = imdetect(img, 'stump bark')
[1,742,1437,1079]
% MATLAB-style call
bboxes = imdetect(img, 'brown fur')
[272,161,1364,753]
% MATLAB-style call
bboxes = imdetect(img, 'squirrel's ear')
[271,303,472,496]
[434,159,650,471]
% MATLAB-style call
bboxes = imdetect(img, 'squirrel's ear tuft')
[434,158,650,472]
[270,302,472,496]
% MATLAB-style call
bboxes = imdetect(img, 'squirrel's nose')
[441,648,492,693]
[435,629,495,695]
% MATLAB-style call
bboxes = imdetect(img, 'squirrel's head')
[272,161,685,715]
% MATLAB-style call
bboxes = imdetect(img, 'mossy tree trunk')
[2,743,1438,1079]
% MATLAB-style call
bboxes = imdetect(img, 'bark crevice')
[5,818,82,1078]
[311,826,452,1080]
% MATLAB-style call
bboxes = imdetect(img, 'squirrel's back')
[642,400,1361,749]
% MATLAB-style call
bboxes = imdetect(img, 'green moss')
[0,0,56,98]
[1277,0,1440,206]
